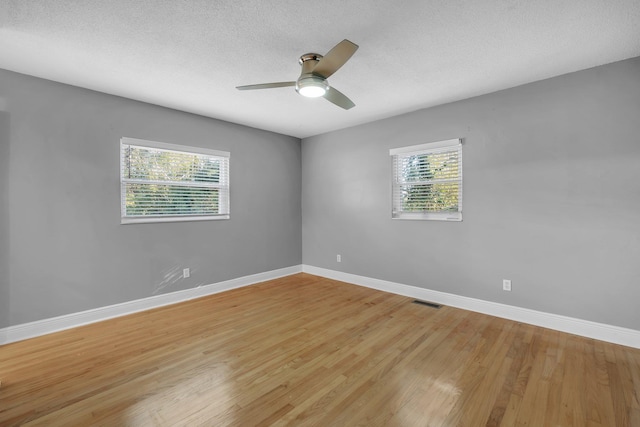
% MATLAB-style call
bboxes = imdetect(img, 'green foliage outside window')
[400,151,459,213]
[123,146,224,217]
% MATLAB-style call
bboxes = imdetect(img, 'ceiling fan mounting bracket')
[298,53,323,65]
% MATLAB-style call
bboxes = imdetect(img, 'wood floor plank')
[1,273,639,426]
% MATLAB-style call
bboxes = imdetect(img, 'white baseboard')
[302,265,640,349]
[0,265,302,345]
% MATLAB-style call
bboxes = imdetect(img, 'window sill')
[392,212,462,221]
[121,214,230,225]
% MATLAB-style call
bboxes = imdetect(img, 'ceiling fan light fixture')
[296,76,329,98]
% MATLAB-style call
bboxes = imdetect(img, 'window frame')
[390,138,463,221]
[120,137,230,224]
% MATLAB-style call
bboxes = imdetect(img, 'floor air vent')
[412,300,442,309]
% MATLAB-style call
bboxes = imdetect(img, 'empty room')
[1,1,639,426]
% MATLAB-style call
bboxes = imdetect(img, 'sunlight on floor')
[123,362,233,425]
[398,378,461,425]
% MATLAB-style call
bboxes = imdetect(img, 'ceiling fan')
[236,39,359,110]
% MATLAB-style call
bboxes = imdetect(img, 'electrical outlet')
[503,279,512,291]
[183,268,190,278]
[337,254,342,263]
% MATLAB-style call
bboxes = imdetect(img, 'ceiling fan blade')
[236,82,296,90]
[323,87,355,110]
[312,39,359,79]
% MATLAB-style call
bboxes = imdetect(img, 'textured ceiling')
[1,1,639,138]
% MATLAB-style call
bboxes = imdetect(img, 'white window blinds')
[390,139,462,221]
[120,137,230,224]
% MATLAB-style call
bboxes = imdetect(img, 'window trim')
[120,137,230,224]
[390,138,462,221]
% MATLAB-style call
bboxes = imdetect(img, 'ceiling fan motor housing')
[296,53,329,97]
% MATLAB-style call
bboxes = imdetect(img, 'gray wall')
[302,57,640,330]
[3,57,639,331]
[0,112,9,328]
[0,69,301,326]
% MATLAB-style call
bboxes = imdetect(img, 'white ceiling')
[1,1,639,139]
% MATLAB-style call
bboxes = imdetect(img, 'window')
[390,138,462,221]
[120,137,230,224]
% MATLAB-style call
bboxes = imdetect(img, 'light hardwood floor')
[1,273,639,426]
